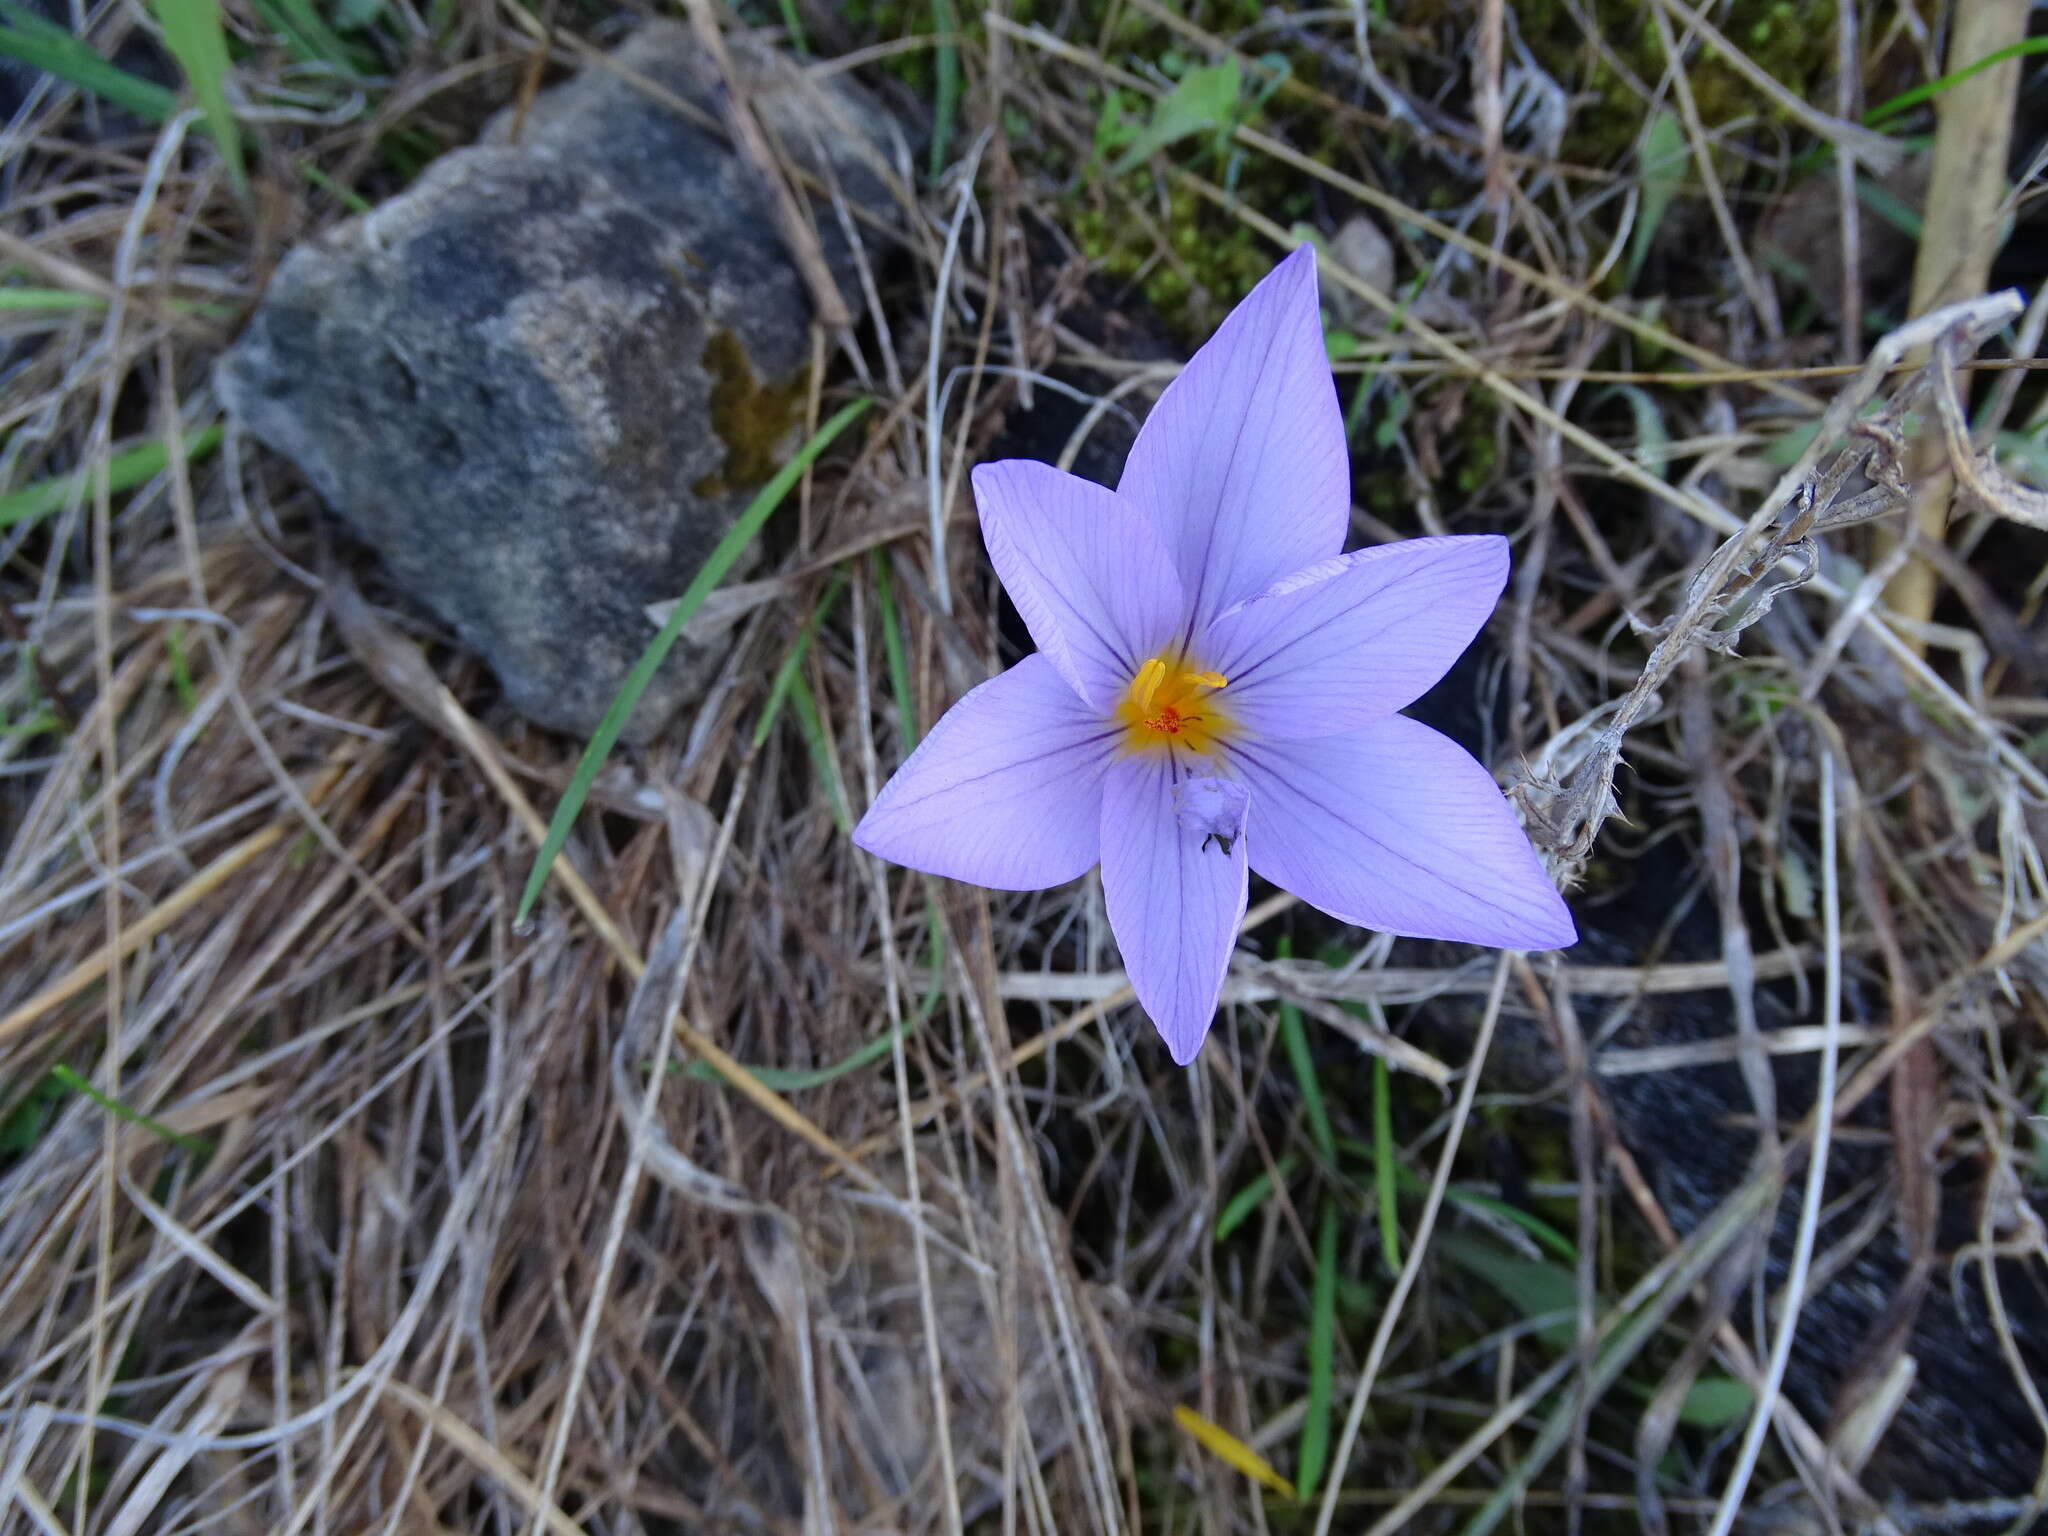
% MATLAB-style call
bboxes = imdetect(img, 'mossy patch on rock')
[695,329,809,499]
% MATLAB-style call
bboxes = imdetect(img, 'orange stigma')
[1116,657,1233,755]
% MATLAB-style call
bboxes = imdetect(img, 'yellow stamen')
[1116,656,1236,756]
[1131,658,1167,711]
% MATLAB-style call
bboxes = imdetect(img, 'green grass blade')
[1274,937,1335,1163]
[1372,1053,1401,1274]
[515,397,871,923]
[1213,1153,1300,1243]
[871,549,919,757]
[298,160,372,214]
[153,0,247,197]
[0,424,225,532]
[1297,1197,1338,1498]
[1855,175,1923,239]
[0,287,106,313]
[1865,36,2048,128]
[164,622,197,710]
[751,578,843,749]
[684,987,941,1091]
[1626,109,1685,289]
[788,671,850,834]
[2,709,63,742]
[49,1066,209,1153]
[775,0,807,55]
[689,1026,894,1091]
[245,0,359,71]
[913,879,947,1017]
[1427,1178,1576,1262]
[928,0,959,184]
[0,2,177,120]
[1346,1139,1578,1261]
[1453,1178,1774,1536]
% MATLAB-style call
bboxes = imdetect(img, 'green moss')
[1448,391,1503,498]
[1358,466,1407,520]
[694,330,808,499]
[1509,0,1840,169]
[1074,177,1307,337]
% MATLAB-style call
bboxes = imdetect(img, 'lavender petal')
[1204,536,1509,739]
[1231,717,1576,949]
[854,655,1118,889]
[1100,755,1249,1064]
[1117,245,1349,636]
[973,460,1184,709]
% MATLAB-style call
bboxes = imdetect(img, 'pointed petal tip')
[1117,238,1350,628]
[1234,718,1576,950]
[1273,239,1319,282]
[1441,531,1511,599]
[1129,974,1231,1068]
[1146,988,1216,1064]
[848,811,895,865]
[1504,870,1578,952]
[1162,1018,1208,1067]
[1257,242,1322,322]
[1520,899,1579,953]
[848,805,918,874]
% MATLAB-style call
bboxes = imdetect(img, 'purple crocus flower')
[854,247,1575,1064]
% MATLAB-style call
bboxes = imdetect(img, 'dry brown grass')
[3,2,2047,1533]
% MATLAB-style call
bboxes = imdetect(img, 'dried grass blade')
[0,798,321,1047]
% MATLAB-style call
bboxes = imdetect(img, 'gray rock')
[217,23,901,742]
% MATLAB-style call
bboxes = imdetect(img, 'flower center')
[1115,656,1234,755]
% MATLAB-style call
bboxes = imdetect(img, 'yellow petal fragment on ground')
[1171,1404,1297,1497]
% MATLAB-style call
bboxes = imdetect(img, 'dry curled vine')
[1519,290,2028,868]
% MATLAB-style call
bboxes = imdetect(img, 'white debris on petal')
[1173,776,1249,852]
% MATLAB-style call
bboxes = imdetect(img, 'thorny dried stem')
[1520,291,2025,868]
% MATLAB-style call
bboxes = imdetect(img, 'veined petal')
[973,461,1185,709]
[854,655,1117,890]
[1117,245,1349,637]
[1203,536,1509,739]
[1230,717,1575,949]
[1100,754,1249,1064]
